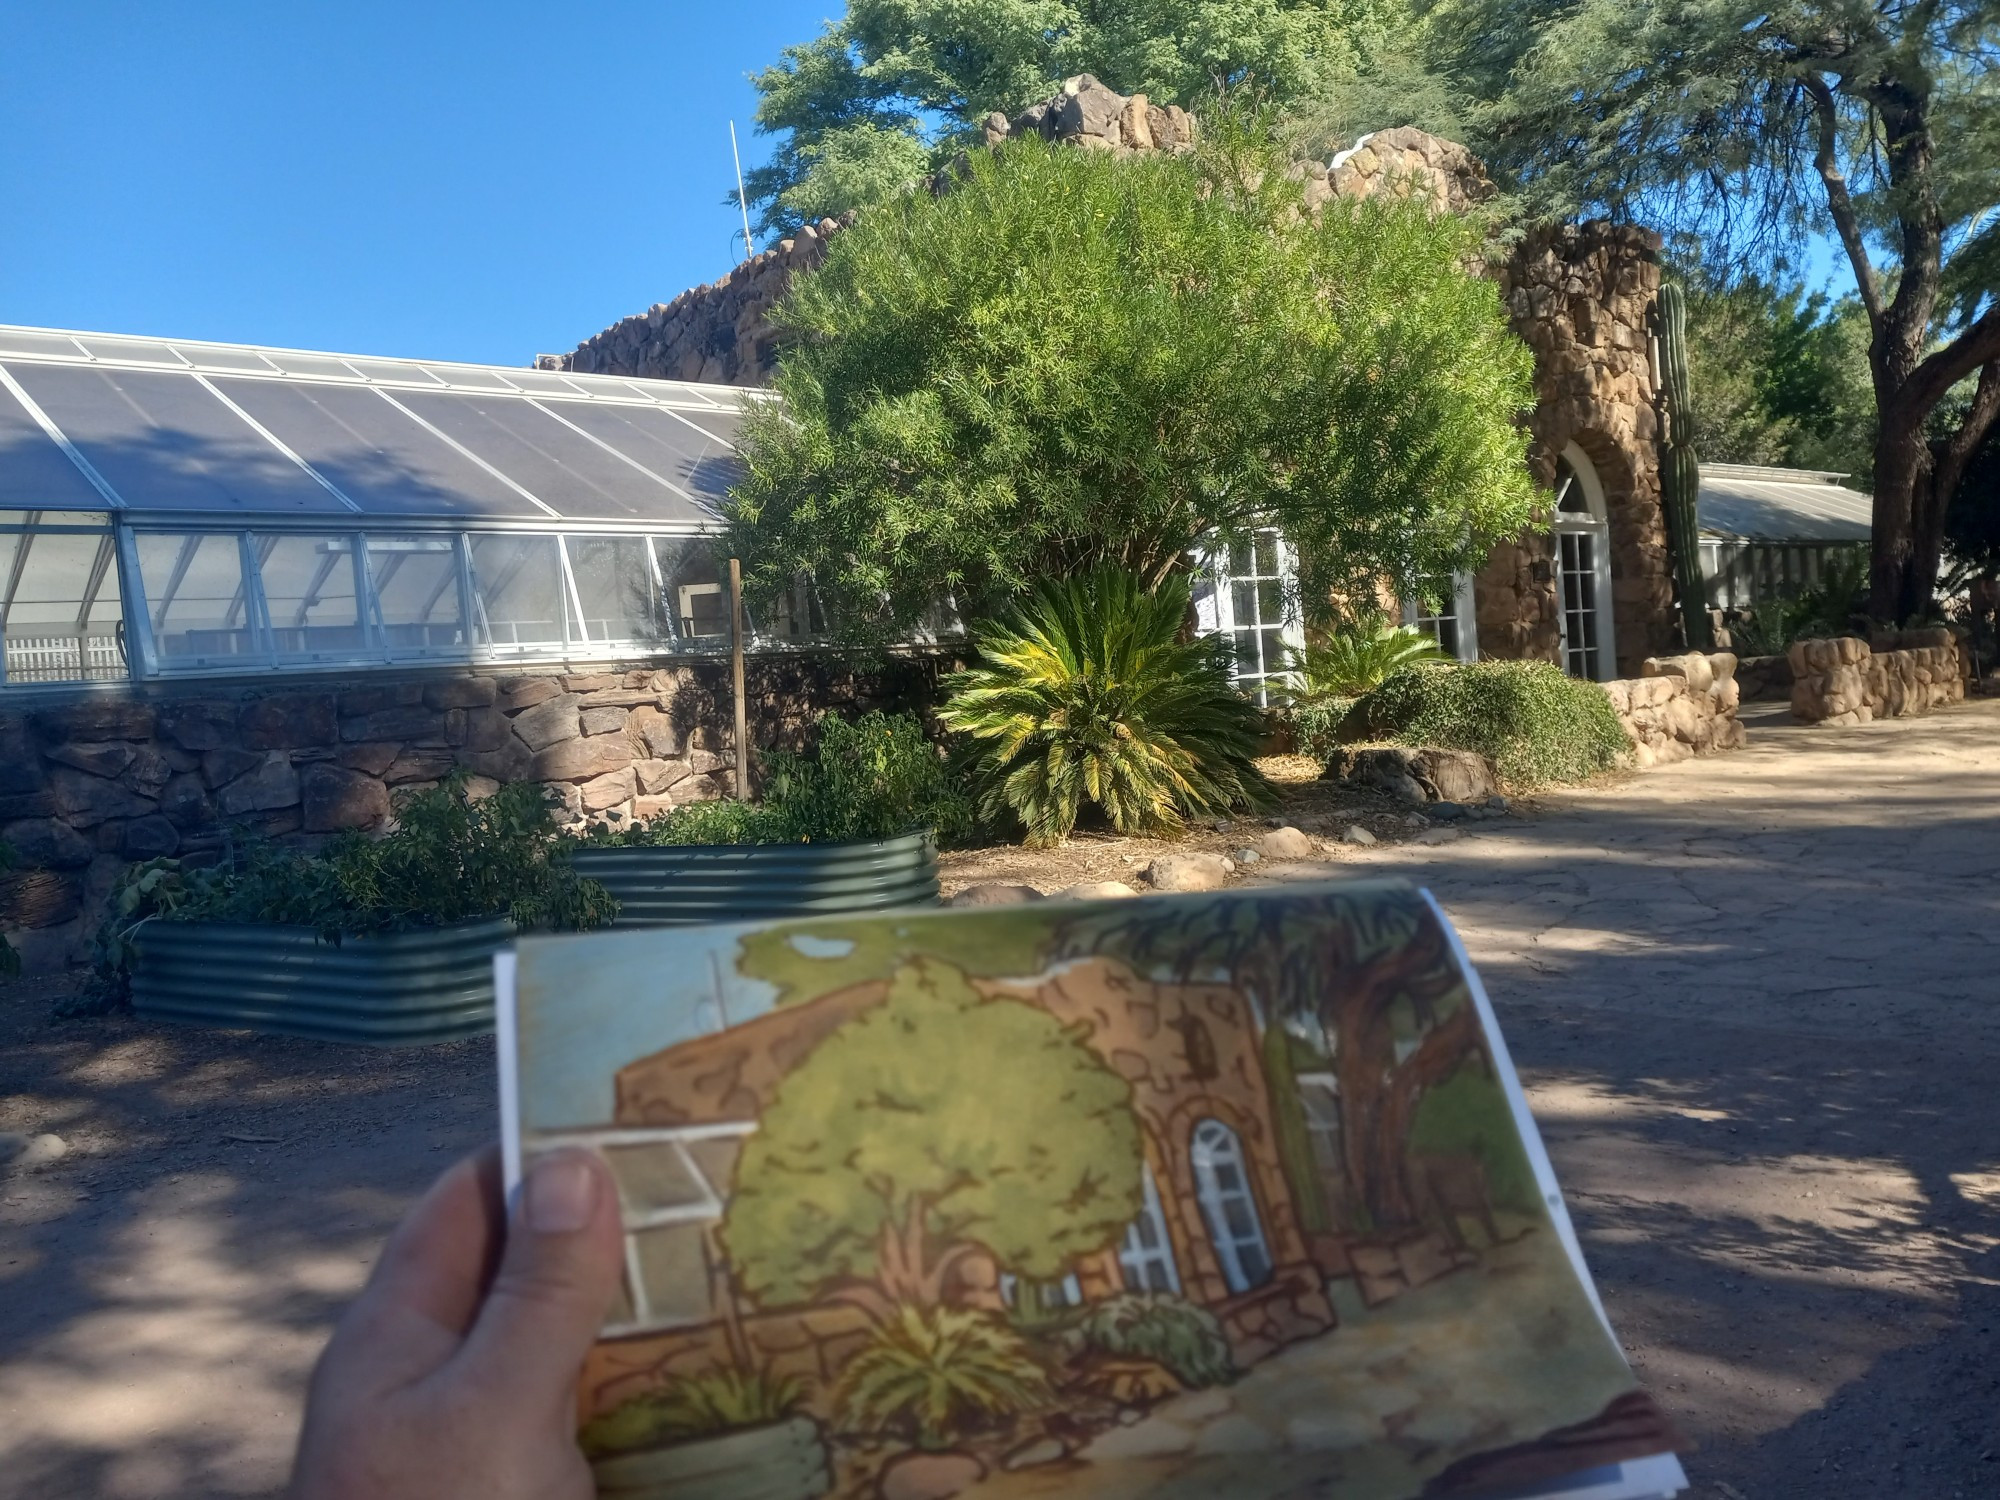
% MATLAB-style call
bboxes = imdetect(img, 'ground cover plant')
[939,565,1273,847]
[1351,661,1630,787]
[588,710,975,847]
[727,127,1537,640]
[76,776,613,1012]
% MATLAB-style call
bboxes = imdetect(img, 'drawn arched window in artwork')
[1117,1161,1183,1294]
[1191,1118,1273,1294]
[1551,444,1618,681]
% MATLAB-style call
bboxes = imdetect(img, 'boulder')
[1054,881,1139,901]
[945,883,1044,907]
[634,759,692,796]
[1260,826,1316,861]
[341,707,447,744]
[580,706,629,736]
[500,677,564,711]
[1342,825,1378,846]
[33,698,155,742]
[47,768,156,826]
[239,692,338,750]
[2,817,93,870]
[338,742,403,777]
[302,763,392,832]
[217,755,302,815]
[1142,852,1231,892]
[423,676,498,710]
[157,700,238,751]
[512,693,582,751]
[577,768,637,813]
[45,741,137,779]
[627,705,680,758]
[158,773,215,831]
[531,737,634,783]
[121,815,182,858]
[879,1451,986,1500]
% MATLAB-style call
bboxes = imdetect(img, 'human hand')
[288,1146,625,1500]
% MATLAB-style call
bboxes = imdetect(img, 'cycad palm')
[941,566,1274,847]
[1283,620,1451,705]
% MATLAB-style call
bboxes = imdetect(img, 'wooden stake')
[729,558,750,800]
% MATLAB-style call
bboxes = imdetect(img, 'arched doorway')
[1190,1118,1274,1294]
[1552,443,1618,681]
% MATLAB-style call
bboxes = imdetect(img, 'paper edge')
[495,948,522,1206]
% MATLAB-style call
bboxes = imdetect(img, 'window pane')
[1253,530,1280,577]
[630,1223,713,1327]
[367,534,465,652]
[254,534,364,658]
[1231,580,1260,627]
[0,529,126,683]
[567,536,664,645]
[1257,578,1284,622]
[468,534,566,649]
[654,538,726,642]
[603,1143,708,1214]
[136,533,259,662]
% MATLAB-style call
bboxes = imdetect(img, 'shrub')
[1290,702,1352,767]
[835,1304,1052,1450]
[939,565,1275,847]
[1063,1293,1235,1390]
[1354,661,1630,787]
[1282,620,1451,705]
[579,1368,803,1458]
[588,711,975,848]
[78,777,614,1011]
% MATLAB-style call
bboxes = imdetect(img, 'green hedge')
[1352,661,1629,787]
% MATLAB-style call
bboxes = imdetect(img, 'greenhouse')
[0,324,772,687]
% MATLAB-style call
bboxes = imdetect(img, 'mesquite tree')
[1420,0,1999,622]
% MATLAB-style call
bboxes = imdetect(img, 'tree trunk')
[1869,409,1933,623]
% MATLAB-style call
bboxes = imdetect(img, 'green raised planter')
[130,917,512,1046]
[591,1416,831,1500]
[570,831,940,927]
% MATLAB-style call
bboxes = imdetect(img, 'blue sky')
[1,2,832,366]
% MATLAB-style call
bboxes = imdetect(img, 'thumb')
[453,1148,626,1412]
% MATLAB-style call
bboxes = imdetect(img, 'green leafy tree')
[727,133,1538,636]
[1674,264,1875,480]
[1396,0,1999,622]
[741,1,1399,235]
[939,566,1274,847]
[721,956,1144,1315]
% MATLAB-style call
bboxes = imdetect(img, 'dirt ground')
[6,702,2000,1498]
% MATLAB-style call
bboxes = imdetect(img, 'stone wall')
[1479,225,1670,674]
[1788,631,1968,724]
[1601,652,1744,766]
[0,654,949,970]
[1735,654,1792,702]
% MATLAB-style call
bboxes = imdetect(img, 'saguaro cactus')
[1654,283,1711,650]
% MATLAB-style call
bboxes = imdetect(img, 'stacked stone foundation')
[1788,630,1968,724]
[1602,652,1744,766]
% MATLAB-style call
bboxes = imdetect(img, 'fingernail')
[525,1151,598,1234]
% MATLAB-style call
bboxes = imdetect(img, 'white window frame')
[1192,526,1305,706]
[528,1121,754,1338]
[1190,1118,1274,1295]
[1117,1161,1183,1295]
[0,515,128,687]
[1552,442,1618,682]
[1400,572,1479,662]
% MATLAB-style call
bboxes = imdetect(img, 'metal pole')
[729,557,750,800]
[729,122,754,260]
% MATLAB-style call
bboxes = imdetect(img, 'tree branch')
[1896,304,2000,422]
[1803,74,1884,329]
[1933,362,2000,512]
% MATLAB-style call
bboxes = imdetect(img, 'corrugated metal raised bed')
[130,917,512,1046]
[570,831,939,927]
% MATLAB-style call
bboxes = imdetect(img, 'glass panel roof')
[0,327,758,523]
[217,377,547,519]
[0,330,88,360]
[0,381,116,510]
[12,364,346,515]
[395,391,707,525]
[74,336,191,367]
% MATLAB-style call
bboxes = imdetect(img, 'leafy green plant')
[728,131,1537,640]
[1283,620,1452,705]
[1728,549,1871,657]
[586,711,975,848]
[79,777,615,1010]
[1289,702,1353,767]
[835,1303,1053,1450]
[939,565,1275,847]
[579,1367,803,1458]
[1353,661,1630,787]
[1062,1293,1235,1390]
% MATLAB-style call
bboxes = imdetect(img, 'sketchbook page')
[505,879,1682,1500]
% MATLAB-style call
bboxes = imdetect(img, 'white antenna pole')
[729,120,754,259]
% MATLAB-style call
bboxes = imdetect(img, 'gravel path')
[4,700,1999,1498]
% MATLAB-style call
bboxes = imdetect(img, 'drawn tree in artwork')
[721,956,1143,1318]
[1060,891,1477,1232]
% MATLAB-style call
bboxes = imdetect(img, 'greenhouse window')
[0,514,125,685]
